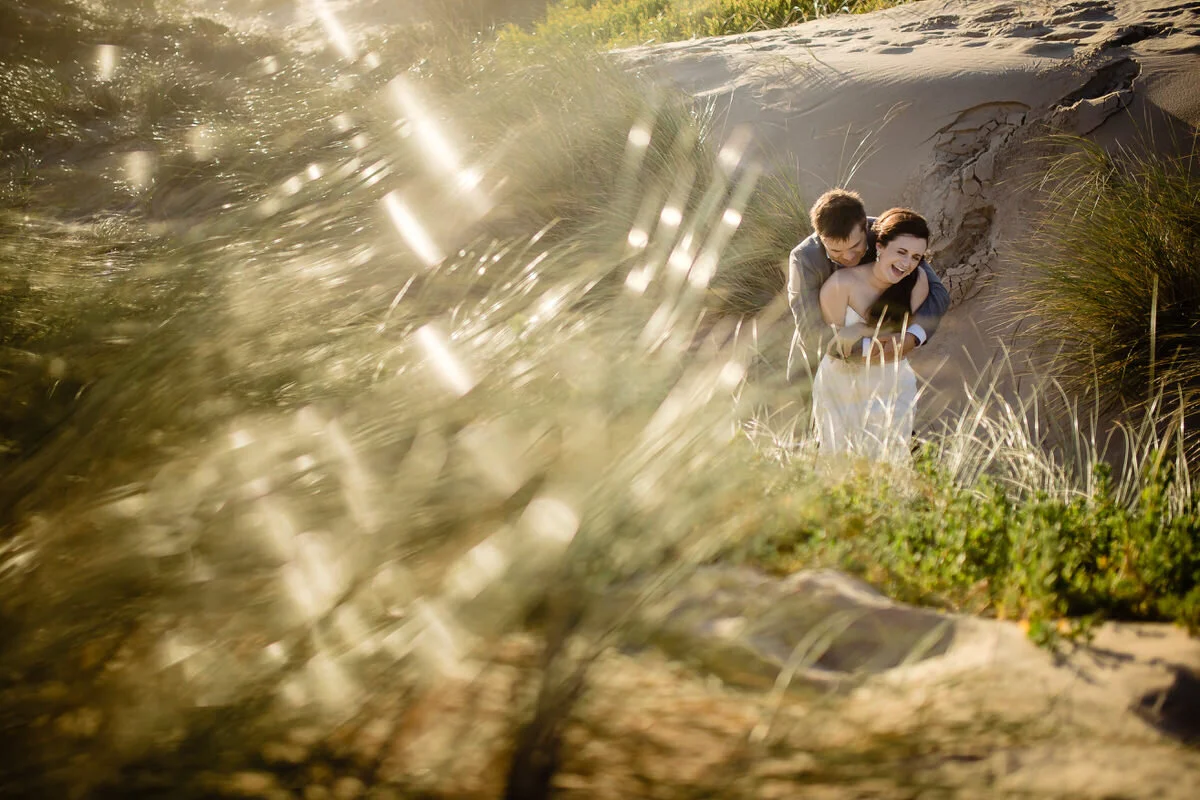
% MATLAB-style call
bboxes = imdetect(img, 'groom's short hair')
[810,189,867,240]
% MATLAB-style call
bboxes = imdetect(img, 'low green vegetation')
[730,446,1200,639]
[501,0,912,49]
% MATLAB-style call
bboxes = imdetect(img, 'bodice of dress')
[813,303,917,462]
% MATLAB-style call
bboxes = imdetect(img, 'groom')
[786,188,950,379]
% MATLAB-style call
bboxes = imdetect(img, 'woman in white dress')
[811,208,931,461]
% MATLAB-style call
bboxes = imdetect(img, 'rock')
[974,151,996,183]
[640,567,957,693]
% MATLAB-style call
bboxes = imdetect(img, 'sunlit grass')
[0,3,801,791]
[501,0,915,49]
[1016,134,1200,457]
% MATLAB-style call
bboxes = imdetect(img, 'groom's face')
[820,223,869,269]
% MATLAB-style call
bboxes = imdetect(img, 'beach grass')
[500,0,915,49]
[1016,134,1200,457]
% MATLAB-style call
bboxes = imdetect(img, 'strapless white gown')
[811,306,917,461]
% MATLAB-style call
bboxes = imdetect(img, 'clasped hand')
[863,332,918,363]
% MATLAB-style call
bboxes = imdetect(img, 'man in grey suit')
[787,188,950,379]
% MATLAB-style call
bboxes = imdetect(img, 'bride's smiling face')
[873,234,926,284]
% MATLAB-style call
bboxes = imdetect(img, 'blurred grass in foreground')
[0,1,809,793]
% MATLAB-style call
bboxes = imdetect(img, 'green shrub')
[734,450,1200,634]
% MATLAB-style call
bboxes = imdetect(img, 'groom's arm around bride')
[786,189,950,379]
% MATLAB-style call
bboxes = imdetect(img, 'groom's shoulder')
[791,231,823,264]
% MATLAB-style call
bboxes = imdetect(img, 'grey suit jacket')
[786,218,950,379]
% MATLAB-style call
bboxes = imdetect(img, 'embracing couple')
[787,189,950,462]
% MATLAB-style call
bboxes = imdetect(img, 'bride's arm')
[819,274,873,356]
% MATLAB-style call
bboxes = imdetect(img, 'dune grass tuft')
[1017,135,1200,456]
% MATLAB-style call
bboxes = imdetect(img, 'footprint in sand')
[820,28,864,39]
[1105,23,1175,48]
[1041,29,1086,41]
[999,20,1053,38]
[898,14,960,32]
[1143,0,1200,20]
[875,45,915,54]
[1021,40,1079,57]
[972,4,1021,25]
[1049,0,1116,24]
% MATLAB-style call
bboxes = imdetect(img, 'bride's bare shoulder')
[820,269,850,298]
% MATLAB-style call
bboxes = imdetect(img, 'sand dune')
[623,0,1200,422]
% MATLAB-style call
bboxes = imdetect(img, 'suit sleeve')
[787,240,835,364]
[912,260,950,341]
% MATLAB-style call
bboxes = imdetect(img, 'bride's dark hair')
[867,208,930,329]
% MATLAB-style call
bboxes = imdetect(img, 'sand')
[621,0,1200,423]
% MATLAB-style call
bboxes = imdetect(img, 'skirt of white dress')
[811,354,917,462]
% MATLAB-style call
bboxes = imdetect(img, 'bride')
[811,208,930,461]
